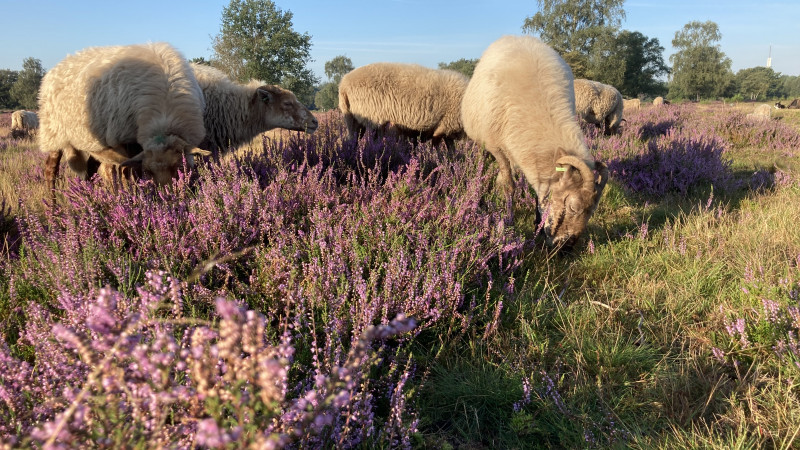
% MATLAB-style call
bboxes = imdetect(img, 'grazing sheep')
[191,63,318,153]
[38,42,208,191]
[461,35,608,248]
[623,98,641,112]
[652,96,671,106]
[573,79,624,135]
[775,101,786,109]
[10,110,38,139]
[338,62,468,150]
[746,103,772,120]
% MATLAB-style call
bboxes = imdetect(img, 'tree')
[0,70,19,109]
[522,0,625,78]
[779,75,800,98]
[735,67,780,101]
[10,57,44,110]
[324,55,353,84]
[314,82,338,111]
[211,0,318,104]
[438,58,478,78]
[590,30,669,97]
[190,57,211,66]
[669,21,733,101]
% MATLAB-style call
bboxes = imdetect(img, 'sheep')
[623,98,641,112]
[461,35,608,248]
[652,96,671,106]
[573,79,624,135]
[746,103,772,121]
[10,110,39,139]
[338,62,468,150]
[38,42,208,191]
[775,101,786,109]
[190,63,318,153]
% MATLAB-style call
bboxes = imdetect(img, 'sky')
[1,0,798,82]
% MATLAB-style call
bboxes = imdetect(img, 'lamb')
[38,42,208,191]
[190,63,318,153]
[10,110,38,139]
[573,79,624,135]
[338,62,468,150]
[461,35,608,248]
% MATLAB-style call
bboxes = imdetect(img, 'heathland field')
[1,101,800,448]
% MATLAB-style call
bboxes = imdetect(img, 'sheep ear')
[120,151,145,168]
[257,88,272,104]
[189,148,212,157]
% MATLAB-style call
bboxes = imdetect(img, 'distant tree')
[438,58,478,78]
[10,57,44,110]
[779,75,800,98]
[314,82,338,111]
[522,0,625,78]
[211,0,318,104]
[590,30,669,98]
[735,67,780,101]
[0,70,19,109]
[669,20,733,101]
[324,55,354,84]
[190,57,211,66]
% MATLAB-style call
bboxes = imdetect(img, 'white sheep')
[746,103,772,121]
[574,79,624,135]
[38,42,208,190]
[191,63,318,152]
[653,96,665,106]
[338,62,468,150]
[461,35,608,248]
[622,98,640,112]
[10,110,39,139]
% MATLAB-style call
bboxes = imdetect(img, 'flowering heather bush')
[0,270,418,448]
[591,104,738,197]
[3,117,526,447]
[702,108,800,156]
[713,255,800,373]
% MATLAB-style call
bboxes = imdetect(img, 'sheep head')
[254,85,319,133]
[121,135,210,186]
[543,154,609,248]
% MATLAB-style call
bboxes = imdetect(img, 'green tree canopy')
[438,58,478,78]
[0,70,19,110]
[735,67,780,101]
[211,0,318,104]
[314,82,338,111]
[324,55,353,84]
[590,30,669,97]
[779,75,800,98]
[10,58,44,110]
[522,0,625,78]
[669,20,733,100]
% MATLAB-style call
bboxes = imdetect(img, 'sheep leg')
[44,149,63,197]
[488,149,515,222]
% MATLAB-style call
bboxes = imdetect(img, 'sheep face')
[121,135,211,186]
[255,85,318,133]
[543,156,609,248]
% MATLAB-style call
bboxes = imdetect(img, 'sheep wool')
[38,42,207,187]
[10,110,38,138]
[461,35,608,248]
[338,62,468,149]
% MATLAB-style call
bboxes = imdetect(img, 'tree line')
[2,0,800,112]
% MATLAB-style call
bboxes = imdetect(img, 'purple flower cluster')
[0,271,419,448]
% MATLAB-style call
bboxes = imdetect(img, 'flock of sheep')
[11,35,658,247]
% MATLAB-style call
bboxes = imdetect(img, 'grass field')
[1,101,800,448]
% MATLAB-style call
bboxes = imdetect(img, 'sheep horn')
[555,155,595,192]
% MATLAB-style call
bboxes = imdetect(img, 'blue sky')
[1,0,798,82]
